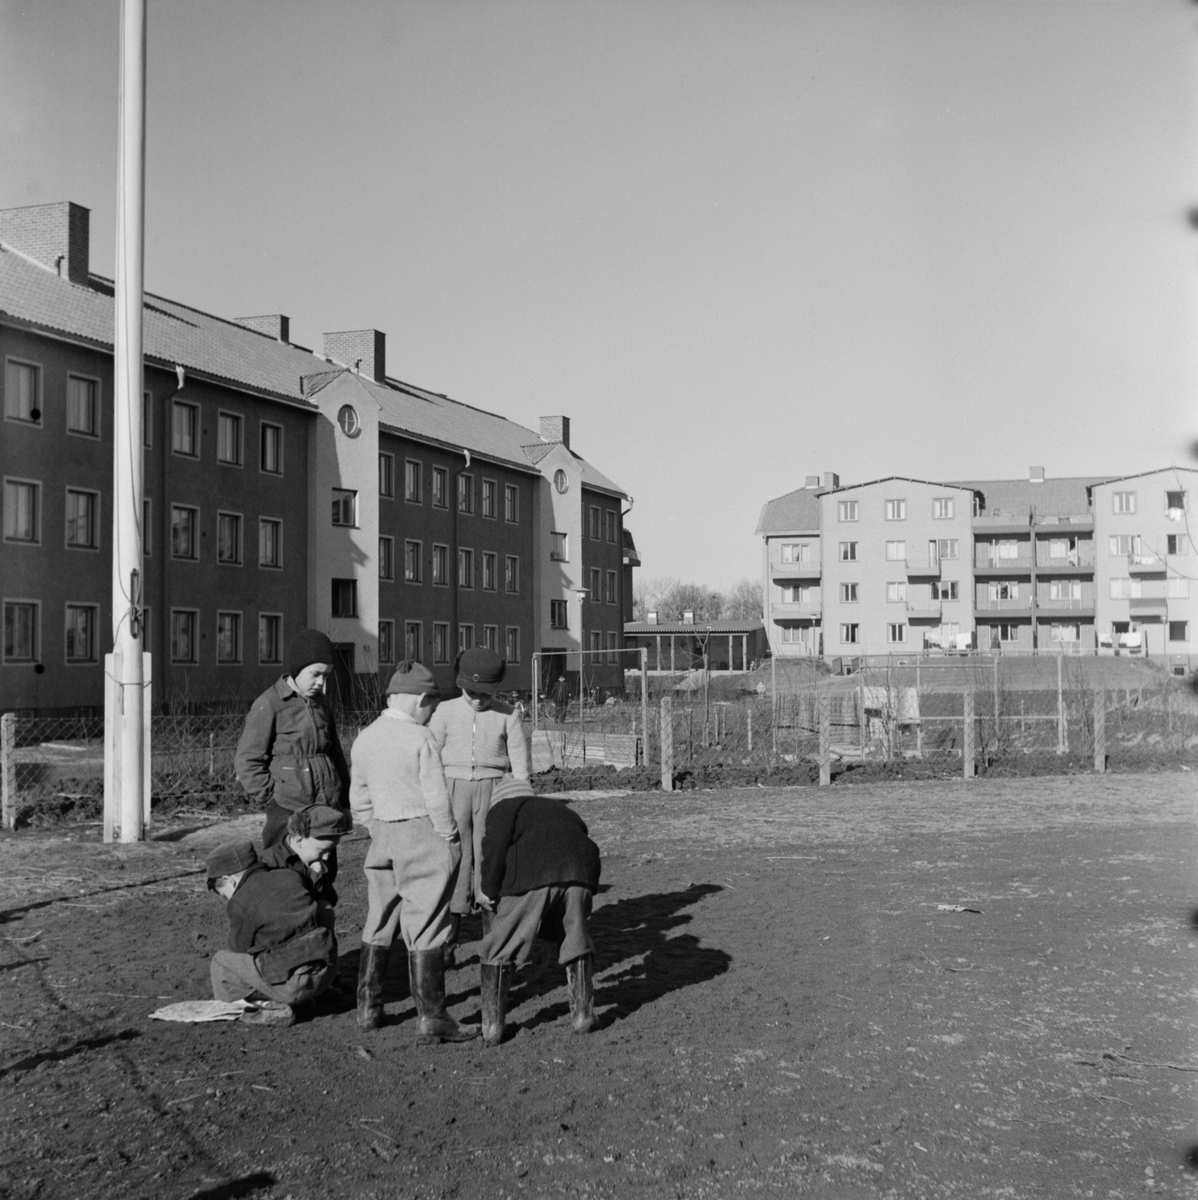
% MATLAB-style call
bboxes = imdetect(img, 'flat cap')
[304,806,353,838]
[456,647,505,694]
[385,660,441,698]
[206,841,257,889]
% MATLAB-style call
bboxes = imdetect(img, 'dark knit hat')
[206,841,257,889]
[455,647,505,695]
[286,629,335,681]
[490,775,536,806]
[386,660,441,698]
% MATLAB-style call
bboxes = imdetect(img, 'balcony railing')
[771,600,822,619]
[975,549,1034,571]
[1128,554,1166,576]
[1036,547,1095,570]
[1037,596,1093,611]
[770,558,821,580]
[974,595,1031,612]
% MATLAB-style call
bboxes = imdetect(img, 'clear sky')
[3,0,1196,589]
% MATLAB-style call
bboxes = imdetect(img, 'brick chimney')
[804,474,820,489]
[540,416,570,448]
[823,472,840,491]
[323,329,386,382]
[235,314,290,343]
[1029,466,1045,484]
[0,201,90,285]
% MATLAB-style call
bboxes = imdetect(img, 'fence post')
[1056,653,1065,755]
[143,652,152,825]
[640,647,649,757]
[746,708,752,754]
[818,696,831,786]
[963,690,976,779]
[992,655,1001,754]
[1,712,15,831]
[915,659,923,757]
[858,687,867,761]
[660,695,673,791]
[1093,688,1106,773]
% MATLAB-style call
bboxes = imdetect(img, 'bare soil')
[1,772,1196,1200]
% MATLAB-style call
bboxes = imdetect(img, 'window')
[1047,537,1078,561]
[259,518,282,569]
[432,544,448,585]
[331,489,357,527]
[172,401,198,456]
[1112,491,1135,514]
[1050,623,1080,643]
[4,479,39,542]
[781,543,810,564]
[482,479,496,518]
[990,582,1019,601]
[171,610,198,663]
[217,412,242,465]
[1049,580,1081,601]
[997,623,1019,642]
[1167,534,1187,556]
[886,582,906,603]
[458,548,474,588]
[504,484,519,523]
[405,539,422,583]
[1109,535,1134,557]
[885,499,906,521]
[405,460,422,502]
[1110,578,1132,599]
[931,580,958,601]
[607,631,619,663]
[838,500,858,522]
[143,391,153,448]
[171,505,198,559]
[838,541,857,562]
[66,376,99,437]
[260,423,282,474]
[259,613,282,664]
[932,497,954,520]
[378,453,394,498]
[65,489,99,549]
[1166,490,1187,512]
[606,510,617,542]
[885,541,906,562]
[4,601,38,662]
[505,555,519,594]
[607,570,617,605]
[432,467,447,508]
[216,612,241,663]
[458,473,474,514]
[405,621,422,662]
[551,532,568,562]
[935,539,959,561]
[589,506,601,539]
[65,604,97,663]
[482,624,498,652]
[458,624,474,652]
[590,568,601,600]
[887,623,907,644]
[5,360,40,423]
[1169,621,1189,642]
[331,578,357,617]
[996,540,1019,561]
[432,622,449,664]
[839,623,859,644]
[378,620,395,664]
[143,498,151,556]
[781,584,817,604]
[505,626,520,663]
[379,536,394,581]
[1168,577,1190,599]
[839,582,858,603]
[482,552,497,591]
[550,599,568,629]
[217,512,242,564]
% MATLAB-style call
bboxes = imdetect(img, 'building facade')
[0,201,634,713]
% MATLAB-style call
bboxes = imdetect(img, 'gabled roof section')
[951,476,1105,519]
[755,486,823,536]
[1086,466,1198,488]
[830,474,975,495]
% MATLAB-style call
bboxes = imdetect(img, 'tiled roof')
[949,476,1108,520]
[754,486,823,535]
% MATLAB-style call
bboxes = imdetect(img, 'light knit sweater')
[349,710,456,835]
[428,697,530,782]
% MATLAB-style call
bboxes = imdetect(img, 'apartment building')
[757,465,1197,668]
[0,201,632,713]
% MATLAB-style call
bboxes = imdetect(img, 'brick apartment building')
[758,466,1198,669]
[0,201,632,714]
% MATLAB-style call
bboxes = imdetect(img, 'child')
[428,648,530,956]
[475,776,602,1046]
[350,661,475,1042]
[257,805,351,910]
[206,836,342,1026]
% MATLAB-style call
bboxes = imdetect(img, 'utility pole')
[104,0,148,843]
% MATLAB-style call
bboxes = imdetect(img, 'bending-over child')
[350,661,475,1042]
[476,776,601,1046]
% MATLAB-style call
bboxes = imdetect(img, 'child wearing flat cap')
[206,819,347,1025]
[428,647,530,958]
[349,661,475,1042]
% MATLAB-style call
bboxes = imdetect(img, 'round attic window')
[337,405,360,437]
[553,469,568,494]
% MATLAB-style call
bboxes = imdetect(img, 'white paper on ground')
[148,999,254,1022]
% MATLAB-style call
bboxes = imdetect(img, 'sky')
[2,0,1197,590]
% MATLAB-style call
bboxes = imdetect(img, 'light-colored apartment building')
[758,466,1197,670]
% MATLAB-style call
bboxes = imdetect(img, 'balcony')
[973,510,1031,535]
[1128,595,1168,616]
[905,599,942,619]
[771,600,821,620]
[905,557,941,578]
[1034,513,1094,532]
[1128,554,1166,576]
[1037,596,1095,617]
[974,595,1032,617]
[1035,548,1095,573]
[770,558,821,582]
[974,548,1033,574]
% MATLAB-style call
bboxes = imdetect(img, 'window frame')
[551,531,568,562]
[431,543,449,586]
[505,626,520,664]
[432,621,450,664]
[886,581,906,603]
[215,610,242,664]
[590,567,601,600]
[482,624,498,653]
[64,602,99,665]
[171,400,199,458]
[607,569,618,605]
[886,622,907,644]
[331,578,358,618]
[838,541,857,562]
[481,478,497,519]
[404,459,423,504]
[504,483,519,523]
[405,538,423,584]
[66,374,100,439]
[405,620,423,662]
[378,452,395,498]
[432,467,448,509]
[482,551,497,591]
[170,608,199,664]
[839,582,859,603]
[589,506,601,540]
[170,504,199,561]
[458,547,474,589]
[259,421,283,475]
[3,598,40,664]
[378,619,395,665]
[458,473,474,515]
[885,540,906,562]
[331,488,358,528]
[216,410,243,467]
[839,623,859,644]
[505,555,520,594]
[935,538,960,561]
[258,612,283,664]
[379,535,395,582]
[606,510,617,543]
[932,497,955,520]
[838,500,858,522]
[550,599,569,629]
[884,498,907,522]
[1111,491,1136,515]
[216,510,243,566]
[258,517,283,570]
[4,358,41,425]
[458,624,475,652]
[3,477,41,544]
[1168,620,1189,643]
[64,487,100,551]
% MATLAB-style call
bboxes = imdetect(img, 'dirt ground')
[2,772,1197,1200]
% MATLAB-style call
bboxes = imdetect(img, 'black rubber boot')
[479,962,509,1047]
[409,949,478,1044]
[565,954,595,1034]
[356,942,390,1031]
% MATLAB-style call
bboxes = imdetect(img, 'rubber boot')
[479,962,510,1047]
[565,954,596,1034]
[409,949,478,1044]
[357,942,390,1031]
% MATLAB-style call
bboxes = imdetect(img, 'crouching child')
[476,777,602,1046]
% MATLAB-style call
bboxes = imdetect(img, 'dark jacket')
[234,678,349,814]
[226,861,336,985]
[257,840,338,906]
[479,794,601,900]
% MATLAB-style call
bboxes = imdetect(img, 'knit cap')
[206,841,257,890]
[386,660,441,698]
[455,647,505,694]
[490,775,536,806]
[286,629,335,680]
